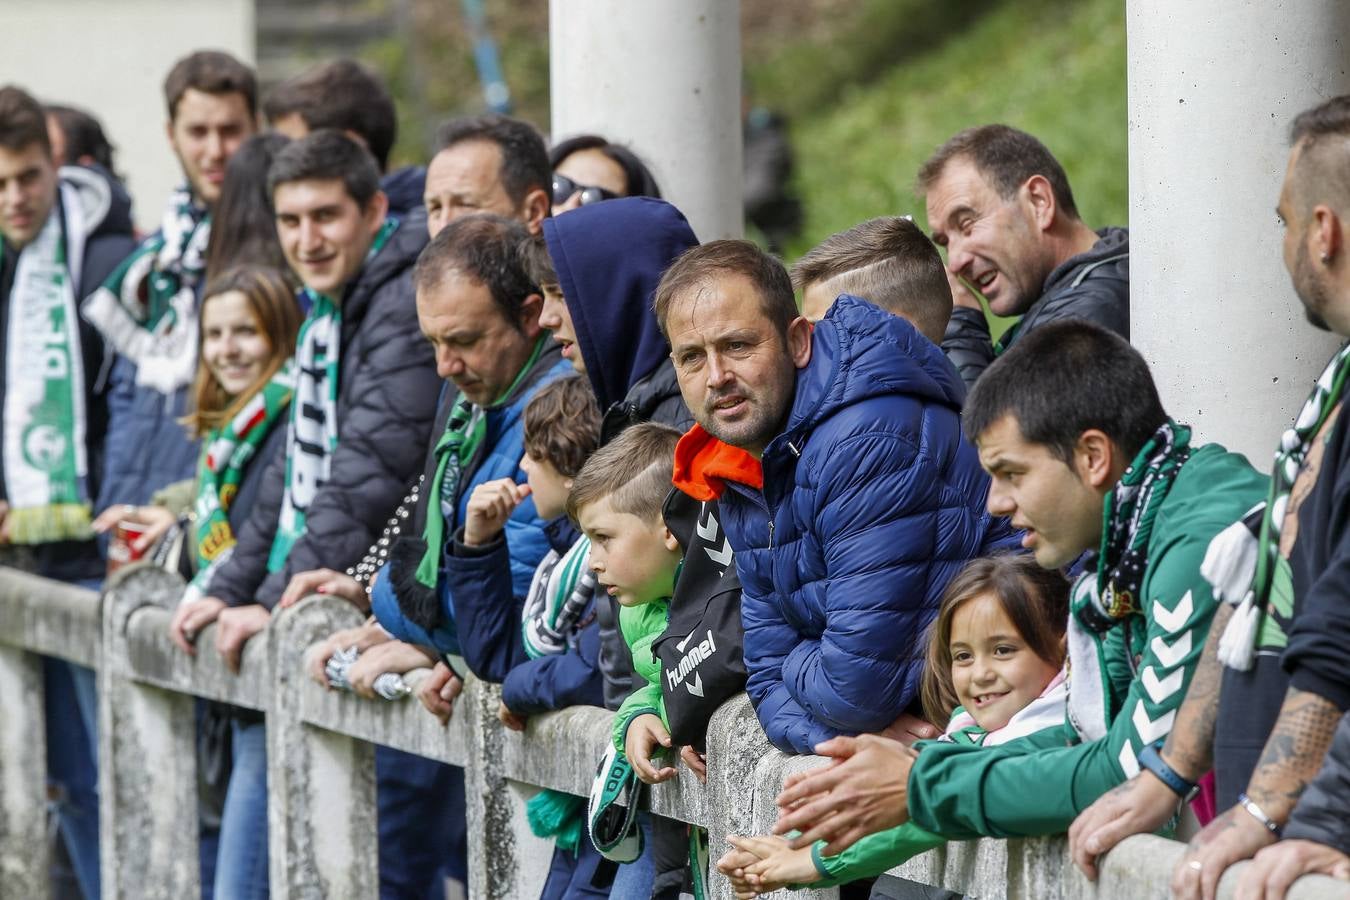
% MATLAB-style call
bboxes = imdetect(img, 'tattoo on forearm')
[1249,688,1342,815]
[1163,604,1231,777]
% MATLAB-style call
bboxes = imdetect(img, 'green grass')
[758,0,1128,265]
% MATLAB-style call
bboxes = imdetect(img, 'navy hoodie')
[543,197,699,711]
[543,197,697,415]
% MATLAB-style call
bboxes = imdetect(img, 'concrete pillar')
[1126,2,1350,464]
[0,643,47,900]
[267,596,378,900]
[549,0,743,242]
[98,566,199,900]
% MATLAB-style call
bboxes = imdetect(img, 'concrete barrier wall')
[1,564,1345,900]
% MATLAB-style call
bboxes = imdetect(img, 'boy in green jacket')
[567,422,687,780]
[771,322,1268,858]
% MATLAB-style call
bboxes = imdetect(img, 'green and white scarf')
[267,218,399,574]
[522,536,595,658]
[1,182,93,543]
[413,335,549,589]
[1078,419,1193,634]
[183,365,294,603]
[1202,342,1350,670]
[1068,420,1191,742]
[81,184,208,393]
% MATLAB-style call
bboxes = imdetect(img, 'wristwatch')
[1138,739,1199,801]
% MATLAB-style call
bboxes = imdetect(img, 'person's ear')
[522,187,551,236]
[662,525,681,553]
[1022,174,1057,232]
[364,190,390,233]
[1311,204,1344,265]
[1072,429,1117,491]
[786,315,813,369]
[518,293,544,338]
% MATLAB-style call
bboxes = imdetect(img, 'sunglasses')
[552,173,620,207]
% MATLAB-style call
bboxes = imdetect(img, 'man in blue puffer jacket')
[660,239,1016,755]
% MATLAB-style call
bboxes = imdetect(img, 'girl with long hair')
[718,555,1071,897]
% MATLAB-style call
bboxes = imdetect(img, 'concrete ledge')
[122,605,272,709]
[0,566,101,666]
[4,566,1347,900]
[294,665,471,764]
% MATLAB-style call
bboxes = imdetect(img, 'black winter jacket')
[942,226,1130,389]
[210,216,439,608]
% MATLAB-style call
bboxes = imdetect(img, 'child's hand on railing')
[625,713,677,784]
[679,745,707,783]
[416,661,462,725]
[498,701,528,732]
[718,834,819,898]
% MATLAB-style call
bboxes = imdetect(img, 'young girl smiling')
[719,555,1070,897]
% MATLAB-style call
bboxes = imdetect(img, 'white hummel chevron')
[1132,700,1176,744]
[696,506,719,542]
[1152,590,1194,634]
[1141,666,1186,704]
[1118,743,1141,779]
[705,539,733,566]
[1150,631,1192,669]
[686,671,704,697]
[697,505,734,565]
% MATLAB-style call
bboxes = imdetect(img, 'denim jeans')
[376,746,465,900]
[214,720,269,900]
[44,656,100,900]
[540,835,615,900]
[609,812,654,899]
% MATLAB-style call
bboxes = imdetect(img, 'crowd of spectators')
[2,47,1348,900]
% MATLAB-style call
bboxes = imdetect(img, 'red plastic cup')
[108,519,150,573]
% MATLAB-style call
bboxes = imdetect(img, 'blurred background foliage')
[275,0,1126,268]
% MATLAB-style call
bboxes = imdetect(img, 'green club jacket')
[907,443,1267,839]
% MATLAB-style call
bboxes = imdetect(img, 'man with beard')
[1069,93,1350,900]
[657,240,1015,756]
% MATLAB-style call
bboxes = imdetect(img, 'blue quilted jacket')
[712,296,1016,753]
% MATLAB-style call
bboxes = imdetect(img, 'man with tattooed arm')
[1069,93,1350,900]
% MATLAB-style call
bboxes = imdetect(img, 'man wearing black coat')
[920,124,1129,390]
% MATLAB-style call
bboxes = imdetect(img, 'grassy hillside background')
[354,0,1127,273]
[750,0,1128,260]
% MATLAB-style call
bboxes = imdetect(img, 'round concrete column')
[1126,1,1350,464]
[549,0,743,241]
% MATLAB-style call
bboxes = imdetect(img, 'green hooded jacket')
[612,598,673,750]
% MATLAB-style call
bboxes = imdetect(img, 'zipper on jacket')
[768,520,774,549]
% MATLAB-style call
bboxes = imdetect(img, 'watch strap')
[1138,740,1196,799]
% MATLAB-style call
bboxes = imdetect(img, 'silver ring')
[1187,860,1203,872]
